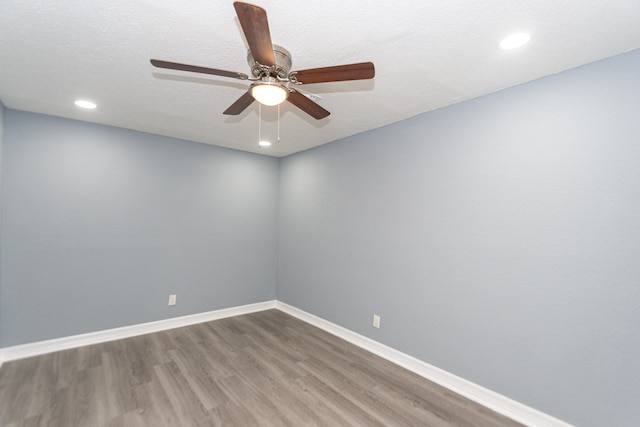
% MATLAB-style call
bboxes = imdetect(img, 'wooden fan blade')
[151,59,249,80]
[287,90,330,120]
[223,91,255,115]
[233,2,275,66]
[293,62,375,84]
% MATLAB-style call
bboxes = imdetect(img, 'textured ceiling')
[1,1,639,157]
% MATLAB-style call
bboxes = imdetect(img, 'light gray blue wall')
[0,111,279,347]
[278,49,640,427]
[0,102,4,345]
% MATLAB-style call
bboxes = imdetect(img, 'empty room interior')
[0,1,639,426]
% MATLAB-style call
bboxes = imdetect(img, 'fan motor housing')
[247,44,292,80]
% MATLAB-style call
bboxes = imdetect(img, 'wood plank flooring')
[0,310,523,426]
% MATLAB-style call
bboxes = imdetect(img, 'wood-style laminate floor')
[0,310,523,427]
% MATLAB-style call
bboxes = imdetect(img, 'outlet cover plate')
[373,314,381,328]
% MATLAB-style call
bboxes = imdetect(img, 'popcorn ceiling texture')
[0,0,638,156]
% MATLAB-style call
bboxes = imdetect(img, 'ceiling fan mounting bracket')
[288,71,300,84]
[248,44,292,81]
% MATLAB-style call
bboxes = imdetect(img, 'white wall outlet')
[168,294,177,306]
[373,314,381,329]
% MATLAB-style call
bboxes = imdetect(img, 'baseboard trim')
[275,301,573,427]
[0,300,276,366]
[0,299,571,426]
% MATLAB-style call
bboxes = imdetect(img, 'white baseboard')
[275,301,573,427]
[0,299,571,427]
[0,300,276,366]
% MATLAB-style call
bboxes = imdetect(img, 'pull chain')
[258,102,262,147]
[257,103,281,147]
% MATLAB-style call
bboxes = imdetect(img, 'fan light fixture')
[250,80,288,106]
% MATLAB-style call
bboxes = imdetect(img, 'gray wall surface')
[0,111,279,346]
[0,103,4,345]
[278,50,640,427]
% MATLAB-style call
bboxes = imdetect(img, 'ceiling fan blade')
[287,90,330,120]
[233,2,275,66]
[223,91,255,115]
[292,62,375,84]
[151,59,249,80]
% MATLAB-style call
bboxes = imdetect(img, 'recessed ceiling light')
[499,32,531,50]
[74,100,97,109]
[258,140,272,148]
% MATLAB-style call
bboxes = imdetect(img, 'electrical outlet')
[373,314,381,329]
[168,294,177,306]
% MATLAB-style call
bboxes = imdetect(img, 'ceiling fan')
[150,1,375,120]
